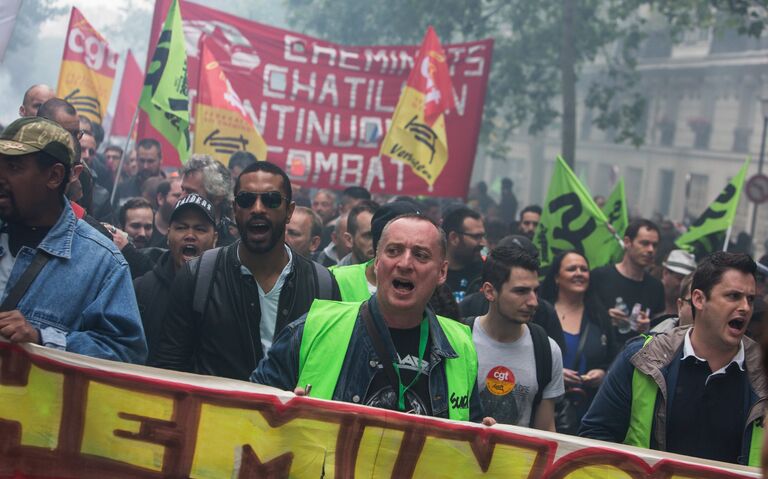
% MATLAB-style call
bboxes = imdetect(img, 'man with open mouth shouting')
[153,161,340,381]
[133,194,217,363]
[251,214,487,423]
[580,251,767,467]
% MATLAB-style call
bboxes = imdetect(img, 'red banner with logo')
[140,0,493,197]
[56,7,119,124]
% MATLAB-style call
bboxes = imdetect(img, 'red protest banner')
[0,339,759,478]
[140,0,493,197]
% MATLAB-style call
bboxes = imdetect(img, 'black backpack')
[463,316,553,425]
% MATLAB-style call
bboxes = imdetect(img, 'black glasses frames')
[235,191,288,209]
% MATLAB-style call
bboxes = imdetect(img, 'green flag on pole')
[675,158,750,258]
[602,177,628,262]
[534,156,620,274]
[139,0,190,163]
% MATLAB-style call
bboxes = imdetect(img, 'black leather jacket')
[153,241,340,380]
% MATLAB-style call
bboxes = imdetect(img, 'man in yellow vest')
[332,201,421,302]
[251,213,486,422]
[579,251,766,466]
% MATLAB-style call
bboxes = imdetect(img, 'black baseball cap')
[171,194,216,226]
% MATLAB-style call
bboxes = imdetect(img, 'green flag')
[602,177,628,262]
[675,158,750,258]
[534,156,619,273]
[139,0,190,163]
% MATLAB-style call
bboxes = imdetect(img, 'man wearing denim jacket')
[0,117,146,364]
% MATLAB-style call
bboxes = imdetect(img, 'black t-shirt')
[6,223,51,256]
[590,264,664,344]
[445,259,484,294]
[364,324,433,416]
[667,356,746,463]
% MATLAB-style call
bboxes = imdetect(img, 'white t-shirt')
[0,232,17,295]
[239,245,293,353]
[472,320,564,427]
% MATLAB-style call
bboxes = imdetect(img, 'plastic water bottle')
[615,297,631,334]
[628,303,642,332]
[453,279,468,304]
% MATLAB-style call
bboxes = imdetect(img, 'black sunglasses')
[235,191,287,209]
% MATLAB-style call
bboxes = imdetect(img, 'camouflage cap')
[0,117,76,166]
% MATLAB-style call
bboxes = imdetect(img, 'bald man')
[19,84,56,117]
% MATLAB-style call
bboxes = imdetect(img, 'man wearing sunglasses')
[154,161,340,381]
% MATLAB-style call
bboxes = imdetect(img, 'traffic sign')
[746,173,768,204]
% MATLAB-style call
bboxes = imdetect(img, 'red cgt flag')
[110,50,143,137]
[379,26,455,187]
[193,32,267,164]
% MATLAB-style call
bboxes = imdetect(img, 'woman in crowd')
[540,250,617,435]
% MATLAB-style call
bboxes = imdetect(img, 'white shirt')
[238,244,293,353]
[0,232,16,295]
[682,328,745,385]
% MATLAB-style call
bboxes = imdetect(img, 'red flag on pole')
[110,50,143,137]
[193,32,267,164]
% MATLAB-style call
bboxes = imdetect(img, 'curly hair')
[182,154,233,202]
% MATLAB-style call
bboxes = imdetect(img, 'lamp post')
[749,98,768,241]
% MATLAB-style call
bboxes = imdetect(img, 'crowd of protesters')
[0,85,766,468]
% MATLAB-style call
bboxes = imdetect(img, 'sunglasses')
[235,191,287,209]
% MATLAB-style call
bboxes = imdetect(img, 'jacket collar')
[367,295,458,360]
[16,198,76,259]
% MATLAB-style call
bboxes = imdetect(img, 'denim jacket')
[251,295,483,422]
[2,200,147,364]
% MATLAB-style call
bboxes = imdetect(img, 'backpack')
[191,247,334,315]
[463,316,553,425]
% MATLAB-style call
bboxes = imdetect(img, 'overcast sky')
[0,0,287,127]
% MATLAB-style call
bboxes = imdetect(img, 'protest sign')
[0,339,759,477]
[56,7,119,124]
[141,0,492,197]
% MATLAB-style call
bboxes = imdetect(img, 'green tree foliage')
[285,0,766,165]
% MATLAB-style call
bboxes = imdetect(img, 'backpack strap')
[192,247,221,315]
[312,260,333,299]
[529,322,552,426]
[2,250,50,311]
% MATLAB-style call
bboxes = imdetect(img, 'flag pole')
[722,225,733,252]
[109,106,140,205]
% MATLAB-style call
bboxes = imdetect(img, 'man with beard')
[113,138,164,208]
[442,207,487,301]
[336,200,378,266]
[148,177,183,247]
[117,198,154,250]
[469,246,564,430]
[0,117,145,363]
[590,219,665,345]
[134,194,217,362]
[153,161,340,380]
[517,205,541,239]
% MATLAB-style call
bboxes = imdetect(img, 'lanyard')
[392,319,429,411]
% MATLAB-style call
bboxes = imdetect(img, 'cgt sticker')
[486,365,515,396]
